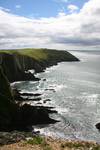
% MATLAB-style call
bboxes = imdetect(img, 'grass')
[26,136,52,150]
[0,48,79,62]
[0,48,49,61]
[60,141,100,150]
[26,136,44,145]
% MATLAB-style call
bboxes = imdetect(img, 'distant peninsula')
[0,48,79,82]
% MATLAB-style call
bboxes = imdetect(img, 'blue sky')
[0,0,100,50]
[0,0,88,18]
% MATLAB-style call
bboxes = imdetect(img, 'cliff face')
[0,66,57,131]
[0,53,40,82]
[0,49,79,131]
[0,66,13,100]
[0,67,17,130]
[0,49,79,82]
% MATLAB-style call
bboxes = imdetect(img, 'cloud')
[67,4,79,13]
[0,6,10,12]
[0,0,100,50]
[15,5,21,9]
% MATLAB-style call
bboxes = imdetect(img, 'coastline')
[1,49,100,149]
[0,48,79,132]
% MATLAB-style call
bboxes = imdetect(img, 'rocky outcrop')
[0,53,39,82]
[0,49,79,131]
[0,67,17,130]
[0,67,57,131]
[0,49,79,82]
[95,123,100,130]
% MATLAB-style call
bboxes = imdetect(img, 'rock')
[0,49,79,82]
[0,67,17,131]
[43,99,51,103]
[13,89,42,101]
[12,104,58,131]
[0,48,79,131]
[20,93,41,97]
[37,102,42,105]
[43,78,46,81]
[45,88,56,92]
[0,53,40,82]
[0,131,32,145]
[13,88,24,101]
[95,123,100,130]
[0,67,57,132]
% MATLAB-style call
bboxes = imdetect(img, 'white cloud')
[0,6,10,12]
[15,5,21,9]
[58,11,66,17]
[0,0,100,50]
[67,4,79,13]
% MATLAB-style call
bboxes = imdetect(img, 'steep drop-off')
[0,67,17,130]
[0,66,57,131]
[0,48,79,130]
[0,48,79,82]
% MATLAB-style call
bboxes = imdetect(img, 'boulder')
[95,123,100,130]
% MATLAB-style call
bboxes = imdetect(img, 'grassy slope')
[0,48,79,62]
[0,136,100,150]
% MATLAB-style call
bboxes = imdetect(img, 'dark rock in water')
[37,102,42,105]
[29,97,41,101]
[32,130,40,136]
[0,67,58,132]
[12,104,58,131]
[20,92,41,97]
[23,97,41,101]
[43,78,46,81]
[95,123,100,130]
[13,89,41,101]
[45,88,56,92]
[13,88,24,101]
[33,93,41,97]
[43,99,51,103]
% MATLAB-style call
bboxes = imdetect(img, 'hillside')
[0,48,79,82]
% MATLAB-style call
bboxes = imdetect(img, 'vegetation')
[60,141,100,150]
[26,136,52,150]
[0,48,79,82]
[26,136,44,145]
[0,48,79,61]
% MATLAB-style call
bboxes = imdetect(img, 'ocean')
[12,51,100,142]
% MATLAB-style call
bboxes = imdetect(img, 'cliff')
[0,48,79,82]
[0,48,79,131]
[0,67,17,130]
[0,66,57,131]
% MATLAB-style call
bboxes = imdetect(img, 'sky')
[0,0,100,50]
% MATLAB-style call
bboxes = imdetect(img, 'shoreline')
[0,132,100,150]
[1,49,100,149]
[0,49,79,132]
